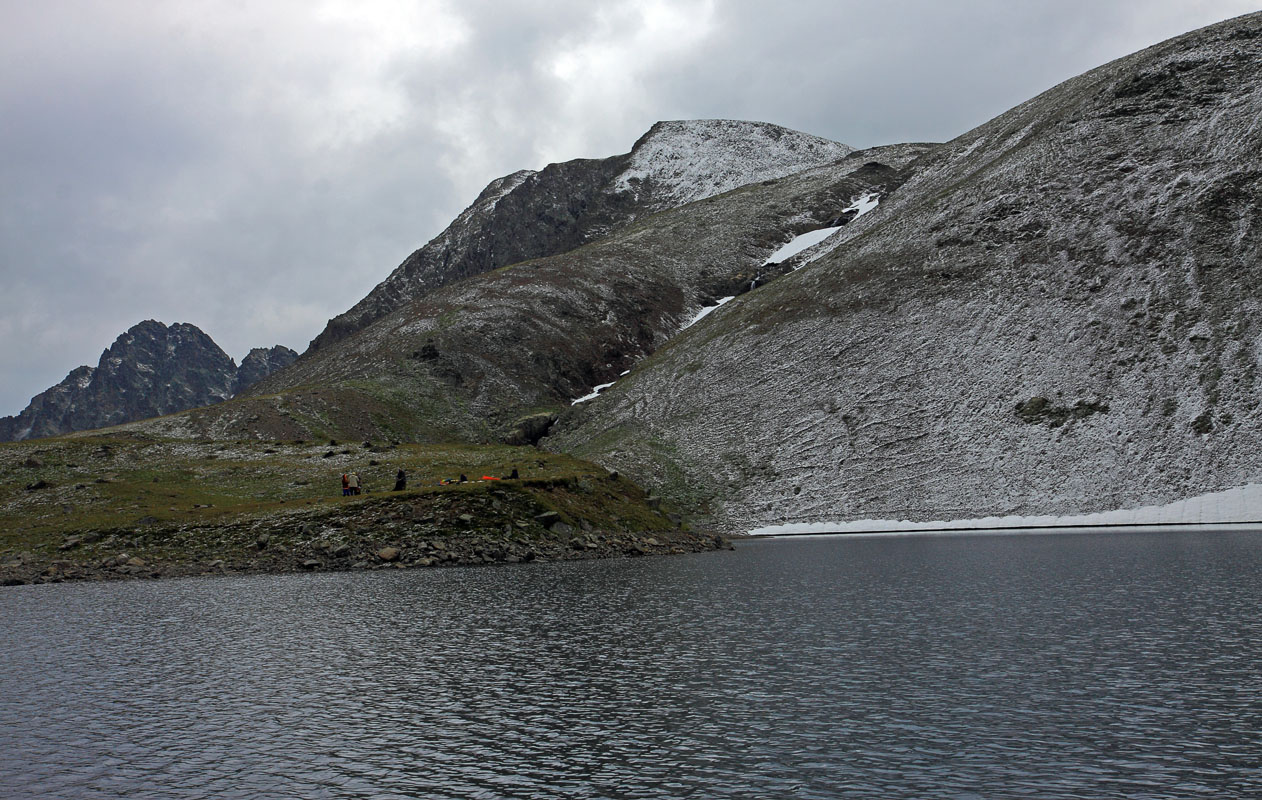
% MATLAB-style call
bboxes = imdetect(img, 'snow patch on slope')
[614,120,853,208]
[750,482,1262,536]
[681,295,735,330]
[763,192,881,266]
[765,227,842,265]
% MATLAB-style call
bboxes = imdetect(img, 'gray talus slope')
[308,120,853,350]
[549,12,1262,531]
[145,146,922,444]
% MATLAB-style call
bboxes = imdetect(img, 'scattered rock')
[301,559,322,569]
[58,536,83,551]
[376,547,401,562]
[332,543,352,558]
[533,511,562,528]
[255,533,271,550]
[24,480,50,491]
[504,412,557,446]
[126,557,146,568]
[23,457,44,469]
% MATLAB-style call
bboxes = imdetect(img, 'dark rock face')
[307,120,854,351]
[0,322,297,441]
[233,346,299,395]
[0,366,95,442]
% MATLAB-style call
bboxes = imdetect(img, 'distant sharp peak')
[103,319,223,359]
[0,319,299,441]
[615,119,855,207]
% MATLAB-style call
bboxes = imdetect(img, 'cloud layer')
[1,0,1255,414]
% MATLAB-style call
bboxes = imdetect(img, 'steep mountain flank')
[549,12,1262,531]
[308,120,854,350]
[0,322,297,441]
[128,144,927,444]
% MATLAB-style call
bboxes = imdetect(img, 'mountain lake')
[2,529,1259,798]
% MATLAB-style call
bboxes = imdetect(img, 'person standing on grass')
[394,469,407,492]
[341,473,350,496]
[348,472,361,495]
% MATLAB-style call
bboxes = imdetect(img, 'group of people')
[340,469,409,496]
[340,473,361,496]
[340,466,524,496]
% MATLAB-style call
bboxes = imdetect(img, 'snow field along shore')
[749,482,1262,536]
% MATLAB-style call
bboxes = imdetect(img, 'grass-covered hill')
[1,434,724,585]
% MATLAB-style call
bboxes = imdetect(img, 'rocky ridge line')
[307,119,853,351]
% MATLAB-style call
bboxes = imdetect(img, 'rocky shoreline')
[1,472,732,586]
[1,526,731,586]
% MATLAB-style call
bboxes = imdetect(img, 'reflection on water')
[2,530,1260,798]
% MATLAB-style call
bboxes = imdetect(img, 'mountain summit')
[308,119,853,350]
[550,11,1262,530]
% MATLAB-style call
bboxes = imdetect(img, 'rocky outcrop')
[233,345,299,395]
[1,321,297,441]
[307,120,854,350]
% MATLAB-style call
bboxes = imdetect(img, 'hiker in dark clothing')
[394,469,407,491]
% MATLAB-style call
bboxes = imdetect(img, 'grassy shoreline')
[1,434,729,586]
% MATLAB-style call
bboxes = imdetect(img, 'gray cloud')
[1,0,1255,414]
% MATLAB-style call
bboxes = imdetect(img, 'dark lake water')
[2,529,1260,799]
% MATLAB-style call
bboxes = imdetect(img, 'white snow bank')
[762,193,881,266]
[749,482,1262,536]
[844,191,879,219]
[571,381,616,405]
[764,227,842,265]
[681,296,734,330]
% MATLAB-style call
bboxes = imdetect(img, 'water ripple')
[2,529,1260,798]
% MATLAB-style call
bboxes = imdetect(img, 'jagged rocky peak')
[615,119,854,207]
[0,320,297,441]
[308,119,854,351]
[234,345,299,395]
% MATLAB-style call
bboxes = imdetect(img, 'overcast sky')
[1,0,1256,415]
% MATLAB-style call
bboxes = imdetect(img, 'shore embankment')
[1,435,728,586]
